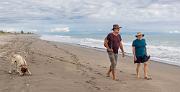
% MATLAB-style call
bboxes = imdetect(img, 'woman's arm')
[144,39,148,55]
[132,46,137,61]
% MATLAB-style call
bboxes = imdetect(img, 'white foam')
[168,30,180,34]
[40,35,180,66]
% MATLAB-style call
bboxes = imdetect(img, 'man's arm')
[104,38,113,51]
[119,41,124,52]
[120,41,125,57]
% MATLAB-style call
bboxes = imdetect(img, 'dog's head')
[21,67,28,74]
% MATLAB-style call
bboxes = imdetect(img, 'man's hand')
[122,52,125,57]
[107,48,113,52]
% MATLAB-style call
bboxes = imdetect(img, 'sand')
[0,34,180,92]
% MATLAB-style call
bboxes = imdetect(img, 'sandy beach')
[0,34,180,92]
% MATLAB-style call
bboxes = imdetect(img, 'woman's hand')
[134,56,137,61]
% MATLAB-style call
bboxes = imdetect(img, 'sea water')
[40,30,180,66]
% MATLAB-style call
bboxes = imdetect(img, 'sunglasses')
[137,35,142,37]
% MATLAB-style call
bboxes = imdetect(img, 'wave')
[168,30,180,34]
[40,35,180,66]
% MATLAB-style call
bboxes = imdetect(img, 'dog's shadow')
[7,70,31,77]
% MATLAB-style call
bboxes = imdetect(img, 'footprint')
[102,66,107,68]
[95,72,103,76]
[94,86,101,90]
[131,74,136,76]
[50,56,54,58]
[86,80,101,90]
[48,72,54,75]
[90,77,96,80]
[31,61,36,64]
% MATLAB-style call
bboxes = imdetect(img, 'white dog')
[9,54,31,76]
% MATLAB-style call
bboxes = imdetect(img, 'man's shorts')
[108,52,118,69]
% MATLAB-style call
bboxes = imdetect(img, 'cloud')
[0,27,17,32]
[50,27,70,32]
[0,0,180,31]
[1,0,180,22]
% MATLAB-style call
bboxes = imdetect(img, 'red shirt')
[106,33,122,54]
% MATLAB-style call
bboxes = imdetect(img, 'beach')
[0,34,180,92]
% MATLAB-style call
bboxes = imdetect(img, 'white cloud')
[1,0,180,23]
[0,0,180,31]
[0,27,17,32]
[50,27,70,32]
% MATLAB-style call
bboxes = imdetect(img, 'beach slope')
[0,35,180,92]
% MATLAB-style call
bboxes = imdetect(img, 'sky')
[0,0,180,33]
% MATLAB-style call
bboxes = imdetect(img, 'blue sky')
[0,0,180,33]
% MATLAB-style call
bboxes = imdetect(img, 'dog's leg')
[27,69,32,75]
[9,61,14,74]
[17,66,23,76]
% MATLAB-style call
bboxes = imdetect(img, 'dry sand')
[0,35,180,92]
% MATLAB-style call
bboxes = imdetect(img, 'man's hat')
[135,32,144,37]
[112,24,122,30]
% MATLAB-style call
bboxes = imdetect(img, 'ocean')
[40,30,180,66]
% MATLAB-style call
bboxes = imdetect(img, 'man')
[104,24,125,80]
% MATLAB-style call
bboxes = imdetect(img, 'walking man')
[104,24,125,80]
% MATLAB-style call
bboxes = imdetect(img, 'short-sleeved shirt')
[132,39,147,57]
[106,33,122,54]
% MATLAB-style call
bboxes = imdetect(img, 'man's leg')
[136,63,141,78]
[107,52,116,80]
[112,54,118,80]
[107,66,112,77]
[112,68,116,80]
[107,52,113,77]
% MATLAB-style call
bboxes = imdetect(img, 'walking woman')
[132,32,151,80]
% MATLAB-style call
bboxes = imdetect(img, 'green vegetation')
[0,30,34,35]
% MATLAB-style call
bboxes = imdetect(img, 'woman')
[132,32,151,80]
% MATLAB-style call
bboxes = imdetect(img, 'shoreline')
[40,38,180,68]
[40,34,180,67]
